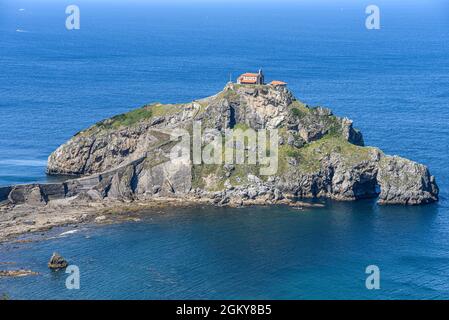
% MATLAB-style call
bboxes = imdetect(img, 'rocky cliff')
[40,83,438,206]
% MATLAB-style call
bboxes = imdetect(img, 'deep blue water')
[0,202,446,300]
[0,0,448,299]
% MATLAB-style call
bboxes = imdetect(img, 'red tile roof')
[270,80,287,86]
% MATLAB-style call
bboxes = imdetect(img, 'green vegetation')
[289,100,309,117]
[277,144,301,174]
[233,122,250,131]
[150,103,184,118]
[221,88,240,101]
[288,101,344,138]
[191,131,265,190]
[106,107,153,129]
[295,135,372,173]
[192,133,373,188]
[78,103,187,136]
[229,163,262,185]
[276,134,374,175]
[192,164,224,191]
[80,106,154,133]
[232,84,266,90]
[194,100,209,116]
[316,111,344,137]
[290,108,302,118]
[286,148,301,158]
[192,162,262,191]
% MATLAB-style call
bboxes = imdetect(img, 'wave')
[59,230,79,236]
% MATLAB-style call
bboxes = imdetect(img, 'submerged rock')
[0,269,38,277]
[48,252,68,270]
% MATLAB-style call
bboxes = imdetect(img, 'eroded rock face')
[47,124,168,175]
[377,156,439,205]
[232,84,293,129]
[8,185,47,206]
[275,149,381,201]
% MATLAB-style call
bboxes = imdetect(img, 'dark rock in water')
[48,252,68,270]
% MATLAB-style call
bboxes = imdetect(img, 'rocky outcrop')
[2,83,434,207]
[377,156,439,205]
[48,252,68,269]
[8,185,47,206]
[280,150,381,201]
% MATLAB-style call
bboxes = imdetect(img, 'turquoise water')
[0,0,449,299]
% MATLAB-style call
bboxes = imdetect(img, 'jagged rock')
[48,252,68,270]
[224,180,233,190]
[328,154,379,201]
[247,187,258,200]
[247,174,261,184]
[341,118,364,146]
[108,165,136,199]
[8,185,47,206]
[274,189,283,201]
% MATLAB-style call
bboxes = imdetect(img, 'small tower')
[258,69,265,85]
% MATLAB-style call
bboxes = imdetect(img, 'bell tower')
[258,69,265,84]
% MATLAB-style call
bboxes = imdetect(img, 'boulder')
[8,185,47,206]
[377,156,439,205]
[48,252,68,270]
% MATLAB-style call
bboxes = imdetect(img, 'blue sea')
[0,0,448,299]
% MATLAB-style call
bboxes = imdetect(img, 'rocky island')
[0,82,439,241]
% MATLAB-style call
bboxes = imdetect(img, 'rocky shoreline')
[0,191,324,243]
[0,83,439,242]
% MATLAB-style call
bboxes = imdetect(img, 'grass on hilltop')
[279,135,374,174]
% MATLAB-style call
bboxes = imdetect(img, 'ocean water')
[0,0,448,299]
